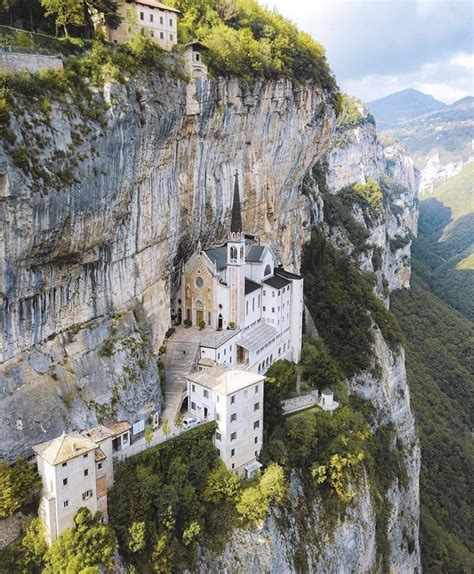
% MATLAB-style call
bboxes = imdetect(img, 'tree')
[41,0,83,36]
[144,425,154,447]
[128,521,146,554]
[258,463,287,505]
[182,521,201,546]
[203,462,240,503]
[22,517,47,570]
[0,459,40,519]
[43,508,117,573]
[236,486,268,521]
[161,417,170,438]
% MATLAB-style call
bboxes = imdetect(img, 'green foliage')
[236,463,287,522]
[41,0,83,36]
[128,521,146,554]
[108,422,237,571]
[43,507,117,573]
[301,337,344,396]
[21,517,48,570]
[0,458,41,519]
[171,0,338,99]
[302,234,403,378]
[337,93,364,128]
[353,179,383,211]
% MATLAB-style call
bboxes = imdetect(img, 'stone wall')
[0,51,63,73]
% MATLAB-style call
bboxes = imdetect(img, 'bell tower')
[227,171,246,328]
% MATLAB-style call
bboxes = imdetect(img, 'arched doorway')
[218,314,223,330]
[195,300,204,325]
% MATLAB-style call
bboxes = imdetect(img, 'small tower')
[227,171,246,328]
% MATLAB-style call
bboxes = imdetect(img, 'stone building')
[33,423,129,544]
[104,0,180,50]
[175,173,304,372]
[186,365,264,476]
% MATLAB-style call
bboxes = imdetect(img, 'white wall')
[244,288,262,329]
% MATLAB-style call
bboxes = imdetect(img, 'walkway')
[160,333,200,426]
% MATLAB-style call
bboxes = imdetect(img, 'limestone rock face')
[0,76,335,459]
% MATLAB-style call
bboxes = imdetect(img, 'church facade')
[174,174,304,373]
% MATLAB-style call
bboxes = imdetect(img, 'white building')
[174,172,304,373]
[33,423,129,545]
[105,0,180,51]
[186,365,264,476]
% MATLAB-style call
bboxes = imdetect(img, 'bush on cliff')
[0,459,41,519]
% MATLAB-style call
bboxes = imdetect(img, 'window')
[84,469,89,477]
[215,432,222,441]
[150,31,154,37]
[82,490,93,501]
[263,290,266,296]
[254,402,260,411]
[62,478,68,486]
[272,292,275,297]
[230,432,237,441]
[169,33,173,41]
[150,13,153,22]
[169,18,173,26]
[63,500,69,508]
[195,276,204,288]
[254,436,258,444]
[160,32,164,39]
[253,420,260,429]
[191,401,196,410]
[83,453,88,459]
[196,53,200,61]
[123,434,129,444]
[203,389,209,398]
[98,462,103,470]
[230,395,235,404]
[140,11,144,20]
[160,16,163,24]
[216,412,220,421]
[252,298,255,311]
[192,384,195,392]
[255,384,259,393]
[263,306,266,311]
[232,463,235,469]
[246,301,248,314]
[62,462,67,467]
[216,448,220,456]
[272,307,275,313]
[264,264,271,276]
[231,448,235,457]
[218,353,220,359]
[230,413,237,422]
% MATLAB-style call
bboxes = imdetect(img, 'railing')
[0,45,56,56]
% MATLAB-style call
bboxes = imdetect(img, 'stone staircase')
[161,340,200,426]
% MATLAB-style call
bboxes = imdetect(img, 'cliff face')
[0,76,335,459]
[1,74,420,571]
[193,105,421,573]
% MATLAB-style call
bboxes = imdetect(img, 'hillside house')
[104,0,180,50]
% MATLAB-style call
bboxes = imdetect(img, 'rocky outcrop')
[1,75,335,458]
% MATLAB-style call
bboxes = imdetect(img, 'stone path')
[161,337,200,426]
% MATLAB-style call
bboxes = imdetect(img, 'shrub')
[183,319,192,327]
[0,459,41,519]
[198,319,206,330]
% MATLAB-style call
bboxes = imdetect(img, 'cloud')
[267,0,473,102]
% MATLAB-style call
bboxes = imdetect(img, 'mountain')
[367,88,446,129]
[374,94,473,193]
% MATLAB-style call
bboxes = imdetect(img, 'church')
[174,174,304,374]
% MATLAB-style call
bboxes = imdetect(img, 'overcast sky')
[266,0,473,103]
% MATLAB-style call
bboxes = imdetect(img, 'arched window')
[230,246,237,261]
[240,246,244,259]
[195,300,203,310]
[264,264,272,276]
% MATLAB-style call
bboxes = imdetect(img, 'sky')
[266,0,474,103]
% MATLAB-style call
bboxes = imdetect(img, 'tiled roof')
[245,278,261,295]
[134,0,180,13]
[186,364,264,394]
[274,267,303,280]
[262,275,291,290]
[95,448,107,462]
[107,421,131,435]
[81,425,115,443]
[33,433,97,466]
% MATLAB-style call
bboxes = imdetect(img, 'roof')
[186,364,265,394]
[81,425,115,443]
[107,421,131,435]
[246,244,265,262]
[204,246,227,270]
[245,278,261,295]
[186,41,209,51]
[262,275,291,290]
[274,267,303,280]
[230,172,243,233]
[134,0,181,13]
[198,357,217,367]
[237,321,279,353]
[244,459,263,473]
[95,448,107,462]
[33,433,98,466]
[321,388,333,396]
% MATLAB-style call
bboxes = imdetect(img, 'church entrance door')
[218,314,223,330]
[196,310,204,325]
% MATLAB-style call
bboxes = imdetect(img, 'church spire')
[230,170,243,234]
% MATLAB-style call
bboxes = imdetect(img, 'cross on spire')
[230,170,243,234]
